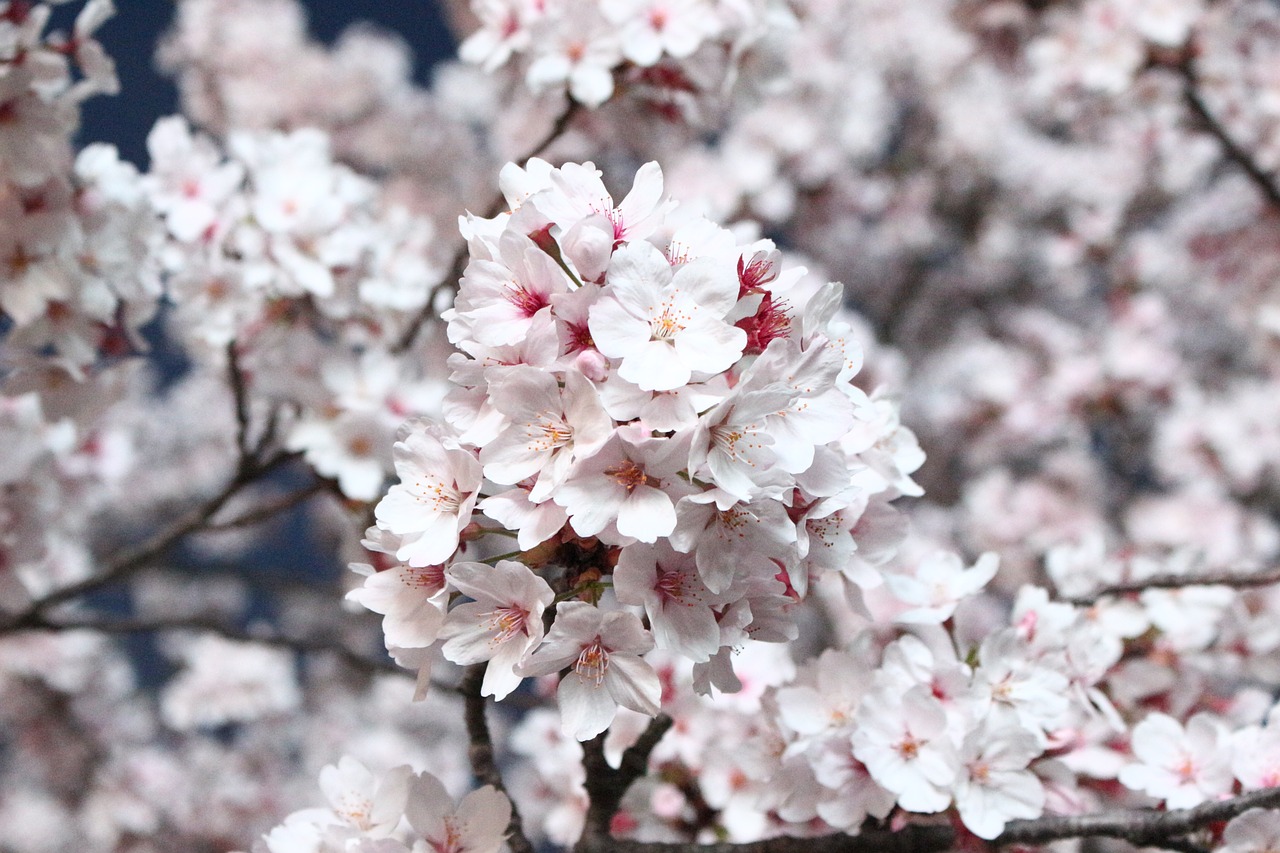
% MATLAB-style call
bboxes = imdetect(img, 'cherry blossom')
[439,559,554,699]
[519,602,661,740]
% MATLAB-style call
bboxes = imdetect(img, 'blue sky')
[80,0,458,165]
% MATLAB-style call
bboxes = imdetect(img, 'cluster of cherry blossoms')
[353,156,934,739]
[140,114,457,500]
[1,0,161,371]
[19,0,1280,850]
[254,757,509,853]
[459,0,794,108]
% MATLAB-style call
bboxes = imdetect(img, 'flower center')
[604,459,649,492]
[334,793,374,830]
[575,638,610,685]
[506,282,549,318]
[402,564,447,593]
[655,568,694,604]
[487,604,531,643]
[527,415,573,451]
[896,735,922,761]
[651,300,689,341]
[414,477,463,513]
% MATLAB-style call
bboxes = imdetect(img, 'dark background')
[78,0,459,165]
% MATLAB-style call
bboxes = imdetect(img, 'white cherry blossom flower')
[317,757,411,838]
[372,423,482,567]
[532,159,672,246]
[1118,712,1234,808]
[885,551,999,624]
[953,723,1046,839]
[479,367,612,503]
[450,230,572,348]
[404,772,511,853]
[440,560,554,699]
[852,683,959,813]
[519,602,661,740]
[346,562,449,650]
[589,240,745,392]
[552,428,690,544]
[613,540,724,662]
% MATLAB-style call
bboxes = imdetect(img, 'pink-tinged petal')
[618,341,691,392]
[775,686,829,735]
[671,257,738,316]
[616,486,677,542]
[616,161,666,235]
[404,771,451,839]
[599,609,655,654]
[394,512,467,566]
[555,480,622,538]
[559,671,619,740]
[673,318,746,377]
[456,785,512,853]
[607,241,671,303]
[570,63,616,108]
[483,640,532,699]
[605,653,662,716]
[653,596,720,662]
[588,295,652,358]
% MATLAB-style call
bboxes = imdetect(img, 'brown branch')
[1180,65,1280,212]
[0,450,302,632]
[460,664,537,853]
[1060,565,1280,607]
[999,784,1280,847]
[203,479,329,531]
[11,611,404,676]
[393,97,583,355]
[579,715,674,846]
[574,825,955,853]
[227,340,253,465]
[574,774,1280,853]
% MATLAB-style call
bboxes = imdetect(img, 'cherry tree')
[7,0,1280,852]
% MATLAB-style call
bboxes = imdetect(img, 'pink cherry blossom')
[519,602,661,740]
[439,560,554,699]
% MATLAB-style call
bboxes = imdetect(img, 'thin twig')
[1060,565,1280,607]
[460,664,537,853]
[393,98,583,355]
[0,450,302,632]
[1180,64,1280,212]
[204,480,329,531]
[227,340,252,465]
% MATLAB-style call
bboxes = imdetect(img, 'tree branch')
[1180,65,1280,213]
[579,715,675,845]
[460,664,537,853]
[227,340,253,465]
[1059,565,1280,607]
[393,97,583,355]
[573,777,1280,853]
[1,450,302,633]
[574,825,955,853]
[1000,785,1280,846]
[203,479,330,531]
